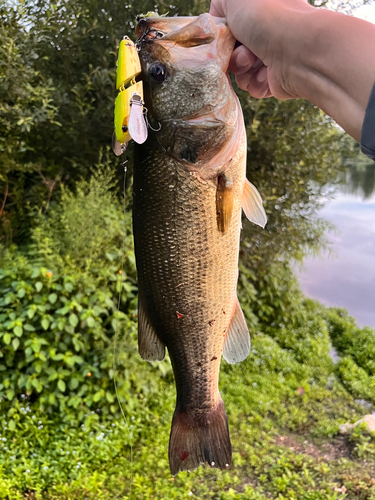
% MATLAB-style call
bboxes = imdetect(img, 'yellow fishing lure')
[113,36,147,155]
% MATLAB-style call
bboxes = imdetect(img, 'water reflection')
[298,159,375,329]
[340,160,375,199]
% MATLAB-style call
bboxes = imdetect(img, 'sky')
[353,2,375,22]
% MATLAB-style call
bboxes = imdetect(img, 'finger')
[236,65,272,99]
[209,1,225,17]
[228,45,259,75]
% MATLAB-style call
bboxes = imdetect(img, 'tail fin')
[168,397,232,476]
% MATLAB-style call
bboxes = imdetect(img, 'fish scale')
[134,139,245,406]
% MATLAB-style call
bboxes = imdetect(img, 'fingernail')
[236,51,250,68]
[256,67,267,84]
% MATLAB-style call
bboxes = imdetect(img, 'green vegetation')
[1,0,374,498]
[0,169,372,499]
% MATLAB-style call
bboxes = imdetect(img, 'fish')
[132,13,267,476]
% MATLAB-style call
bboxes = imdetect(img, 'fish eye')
[149,62,168,83]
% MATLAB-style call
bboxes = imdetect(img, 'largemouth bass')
[133,13,267,475]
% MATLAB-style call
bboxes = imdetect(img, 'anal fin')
[242,178,267,228]
[223,299,250,364]
[138,297,165,361]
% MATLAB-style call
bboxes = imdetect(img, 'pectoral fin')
[223,299,250,364]
[216,175,234,233]
[138,297,165,361]
[242,179,267,228]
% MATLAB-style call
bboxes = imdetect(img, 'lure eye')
[149,62,168,83]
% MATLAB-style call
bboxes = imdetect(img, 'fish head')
[136,14,240,168]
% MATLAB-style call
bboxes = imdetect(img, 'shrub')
[0,164,155,423]
[326,307,375,375]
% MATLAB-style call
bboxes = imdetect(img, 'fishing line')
[113,159,133,500]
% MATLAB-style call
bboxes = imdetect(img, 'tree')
[1,0,348,276]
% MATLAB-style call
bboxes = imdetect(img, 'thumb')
[209,0,225,17]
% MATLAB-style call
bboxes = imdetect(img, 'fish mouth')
[135,14,235,72]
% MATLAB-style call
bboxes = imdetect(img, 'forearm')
[285,8,375,141]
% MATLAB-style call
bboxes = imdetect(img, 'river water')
[298,160,375,329]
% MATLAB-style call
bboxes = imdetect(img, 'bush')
[326,307,375,375]
[0,255,137,422]
[0,164,158,423]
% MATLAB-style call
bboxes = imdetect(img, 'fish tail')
[168,396,232,476]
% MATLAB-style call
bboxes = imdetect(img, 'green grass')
[1,304,375,500]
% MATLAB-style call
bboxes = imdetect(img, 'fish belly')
[133,137,246,474]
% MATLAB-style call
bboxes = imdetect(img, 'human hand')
[209,0,314,100]
[210,0,375,142]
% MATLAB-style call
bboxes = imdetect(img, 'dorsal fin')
[242,179,267,228]
[138,296,165,361]
[223,299,250,364]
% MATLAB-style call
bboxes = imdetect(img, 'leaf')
[87,316,95,328]
[31,268,41,279]
[35,282,43,292]
[106,391,115,403]
[6,389,14,401]
[58,379,66,392]
[65,283,73,293]
[69,313,79,328]
[23,324,35,332]
[17,288,26,298]
[31,340,41,353]
[93,391,102,402]
[3,333,11,345]
[58,306,70,316]
[48,293,58,304]
[31,379,40,390]
[27,308,36,319]
[12,338,20,351]
[41,318,50,330]
[65,356,75,366]
[70,378,79,390]
[48,371,58,381]
[8,420,15,431]
[13,325,23,337]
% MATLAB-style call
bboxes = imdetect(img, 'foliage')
[0,165,149,424]
[31,151,127,267]
[0,0,373,498]
[1,0,347,277]
[240,96,345,271]
[0,287,375,498]
[0,170,374,497]
[326,307,375,375]
[0,2,59,241]
[350,424,375,460]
